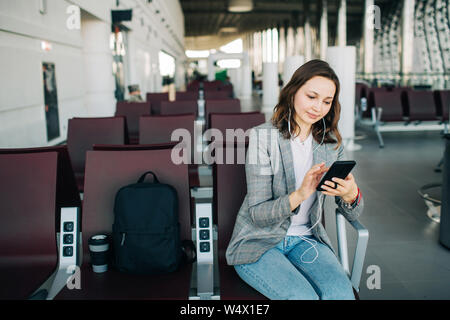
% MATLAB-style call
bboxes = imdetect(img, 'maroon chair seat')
[139,114,199,189]
[115,102,151,144]
[67,117,127,191]
[209,112,266,141]
[0,152,59,299]
[435,90,450,121]
[369,88,406,122]
[204,90,231,100]
[55,146,192,299]
[205,99,241,130]
[406,90,438,121]
[160,101,198,116]
[213,142,267,300]
[176,91,199,101]
[146,92,169,114]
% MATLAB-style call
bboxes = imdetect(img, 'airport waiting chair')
[139,114,195,145]
[55,145,193,299]
[204,90,231,101]
[67,117,127,191]
[369,88,407,122]
[115,101,151,144]
[360,87,447,147]
[406,90,439,122]
[213,142,369,299]
[139,114,200,189]
[213,141,267,299]
[187,80,200,92]
[160,101,198,117]
[176,91,199,101]
[146,92,169,114]
[209,112,266,141]
[205,99,241,131]
[0,148,81,300]
[203,80,223,91]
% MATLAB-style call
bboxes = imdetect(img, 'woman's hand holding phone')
[320,173,359,203]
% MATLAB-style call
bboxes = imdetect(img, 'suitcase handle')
[137,171,160,184]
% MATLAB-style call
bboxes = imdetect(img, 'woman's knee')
[319,278,355,300]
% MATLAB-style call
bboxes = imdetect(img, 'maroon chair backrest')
[219,84,233,94]
[115,102,152,138]
[205,99,241,130]
[146,92,169,114]
[370,88,406,121]
[187,80,200,91]
[0,152,57,258]
[214,142,248,254]
[209,112,266,141]
[67,117,126,177]
[139,114,196,145]
[203,81,222,91]
[160,101,198,116]
[435,90,450,121]
[176,91,199,101]
[204,90,231,100]
[81,146,190,261]
[406,90,438,121]
[0,152,59,298]
[0,146,81,230]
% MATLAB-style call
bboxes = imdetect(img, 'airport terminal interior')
[0,0,449,300]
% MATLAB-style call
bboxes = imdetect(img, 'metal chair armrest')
[336,209,369,292]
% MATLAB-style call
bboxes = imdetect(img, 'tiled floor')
[242,93,450,299]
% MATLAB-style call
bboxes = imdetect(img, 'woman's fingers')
[320,184,344,195]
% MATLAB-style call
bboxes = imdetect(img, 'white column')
[320,0,328,60]
[279,27,286,73]
[363,0,375,74]
[240,52,252,100]
[401,0,415,84]
[81,16,115,117]
[283,55,305,86]
[207,54,216,81]
[338,0,347,47]
[304,19,312,62]
[262,62,279,113]
[286,27,295,57]
[327,46,360,151]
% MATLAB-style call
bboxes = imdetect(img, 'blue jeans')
[234,235,355,300]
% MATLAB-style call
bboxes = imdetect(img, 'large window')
[159,51,176,86]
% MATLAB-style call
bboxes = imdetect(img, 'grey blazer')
[226,122,364,266]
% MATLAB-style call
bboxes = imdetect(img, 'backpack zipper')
[120,232,126,246]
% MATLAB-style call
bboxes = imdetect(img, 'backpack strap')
[137,171,160,184]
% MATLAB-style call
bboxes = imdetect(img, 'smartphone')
[316,161,356,191]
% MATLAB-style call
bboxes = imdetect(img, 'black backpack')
[112,171,195,275]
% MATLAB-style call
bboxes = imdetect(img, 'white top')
[286,132,315,236]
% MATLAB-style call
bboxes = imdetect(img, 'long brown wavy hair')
[271,59,342,149]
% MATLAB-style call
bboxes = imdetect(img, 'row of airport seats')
[0,139,368,300]
[355,83,450,147]
[186,79,233,97]
[119,90,234,144]
[70,99,249,192]
[0,123,268,299]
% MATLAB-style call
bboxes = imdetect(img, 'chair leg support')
[29,207,81,300]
